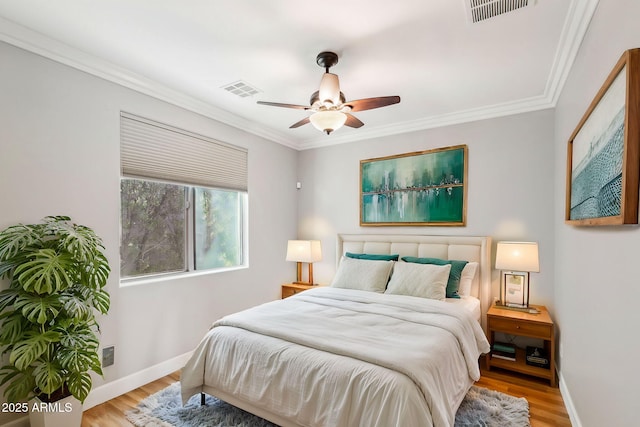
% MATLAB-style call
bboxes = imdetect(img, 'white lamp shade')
[309,111,347,134]
[318,73,341,105]
[286,240,322,263]
[495,241,539,272]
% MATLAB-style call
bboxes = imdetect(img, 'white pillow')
[330,256,395,293]
[385,262,451,300]
[458,262,478,296]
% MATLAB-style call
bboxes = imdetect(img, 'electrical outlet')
[103,346,115,367]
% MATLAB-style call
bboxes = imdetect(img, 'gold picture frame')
[360,145,468,226]
[565,48,640,226]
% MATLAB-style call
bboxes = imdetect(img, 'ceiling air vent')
[222,80,261,98]
[465,0,534,23]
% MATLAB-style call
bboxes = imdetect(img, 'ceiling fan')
[257,51,401,135]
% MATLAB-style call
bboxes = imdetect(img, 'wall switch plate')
[103,346,115,367]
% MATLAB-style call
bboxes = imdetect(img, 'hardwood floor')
[81,371,180,427]
[82,368,571,426]
[476,367,572,427]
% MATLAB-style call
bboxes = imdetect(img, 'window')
[120,113,248,282]
[121,179,187,277]
[194,187,243,270]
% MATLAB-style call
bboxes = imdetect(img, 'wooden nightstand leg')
[486,331,494,370]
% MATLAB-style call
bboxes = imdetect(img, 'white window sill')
[119,264,248,288]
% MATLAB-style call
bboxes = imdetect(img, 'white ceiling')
[0,0,598,150]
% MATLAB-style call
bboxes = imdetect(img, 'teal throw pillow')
[346,252,399,261]
[401,256,468,298]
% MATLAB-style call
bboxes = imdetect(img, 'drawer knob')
[516,325,520,329]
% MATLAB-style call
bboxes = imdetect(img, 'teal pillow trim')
[401,256,468,298]
[346,252,399,261]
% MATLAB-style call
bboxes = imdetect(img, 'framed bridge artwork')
[360,145,467,226]
[565,48,640,226]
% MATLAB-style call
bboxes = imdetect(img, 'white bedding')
[181,287,490,427]
[447,296,481,321]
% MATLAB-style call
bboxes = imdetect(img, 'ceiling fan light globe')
[309,111,347,135]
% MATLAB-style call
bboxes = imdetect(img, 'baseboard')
[83,351,193,410]
[558,369,582,427]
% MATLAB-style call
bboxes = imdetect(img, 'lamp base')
[505,302,527,308]
[494,301,540,314]
[294,262,316,285]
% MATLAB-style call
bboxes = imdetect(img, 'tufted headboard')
[336,234,492,331]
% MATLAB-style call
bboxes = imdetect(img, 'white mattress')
[446,296,481,321]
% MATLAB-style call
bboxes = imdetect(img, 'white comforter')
[181,287,490,427]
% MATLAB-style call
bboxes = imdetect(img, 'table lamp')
[495,241,539,308]
[286,240,322,285]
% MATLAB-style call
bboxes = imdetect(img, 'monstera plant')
[0,216,110,404]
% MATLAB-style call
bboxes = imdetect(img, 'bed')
[181,234,492,427]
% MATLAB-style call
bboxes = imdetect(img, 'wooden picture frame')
[360,145,467,226]
[565,48,640,225]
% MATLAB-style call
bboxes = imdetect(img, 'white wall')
[0,41,298,425]
[553,1,640,425]
[297,109,556,310]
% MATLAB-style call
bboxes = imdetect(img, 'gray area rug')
[126,382,530,427]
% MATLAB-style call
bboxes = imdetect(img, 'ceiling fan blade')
[289,117,311,129]
[344,113,364,128]
[257,101,310,110]
[345,96,401,112]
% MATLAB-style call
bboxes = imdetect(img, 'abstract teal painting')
[360,145,467,226]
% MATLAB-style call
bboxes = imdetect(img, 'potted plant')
[0,216,110,427]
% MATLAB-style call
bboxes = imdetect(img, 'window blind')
[120,112,248,192]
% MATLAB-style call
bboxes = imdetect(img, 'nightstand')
[486,304,556,386]
[281,283,315,299]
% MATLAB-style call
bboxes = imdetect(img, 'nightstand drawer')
[488,317,552,338]
[281,287,300,299]
[281,283,314,299]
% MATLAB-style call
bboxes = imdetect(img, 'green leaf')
[9,331,60,371]
[0,224,42,262]
[0,259,17,280]
[58,347,96,372]
[43,215,71,222]
[0,288,20,313]
[60,292,91,320]
[0,313,28,345]
[14,249,74,294]
[66,371,92,403]
[0,365,20,386]
[14,294,61,325]
[91,288,111,314]
[58,323,98,348]
[83,251,111,289]
[0,366,36,403]
[33,360,64,396]
[44,219,104,263]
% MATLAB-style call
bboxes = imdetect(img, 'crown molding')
[543,0,600,107]
[0,0,598,152]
